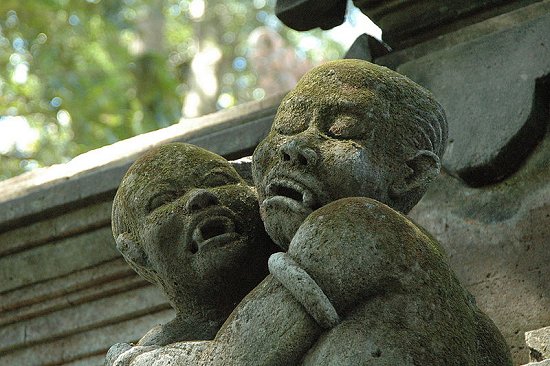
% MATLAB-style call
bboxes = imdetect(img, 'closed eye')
[201,170,240,188]
[327,115,365,140]
[147,191,177,213]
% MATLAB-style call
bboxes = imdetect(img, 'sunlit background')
[0,0,380,181]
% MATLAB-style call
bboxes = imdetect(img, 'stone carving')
[252,59,447,248]
[107,143,276,361]
[108,60,512,365]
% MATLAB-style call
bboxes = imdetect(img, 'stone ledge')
[0,275,147,328]
[379,3,550,186]
[0,285,169,354]
[0,258,130,312]
[0,227,118,294]
[353,0,542,49]
[0,93,284,233]
[0,200,112,257]
[0,309,174,365]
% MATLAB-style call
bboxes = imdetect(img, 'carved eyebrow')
[325,99,367,113]
[141,179,179,204]
[200,166,241,186]
[146,190,178,213]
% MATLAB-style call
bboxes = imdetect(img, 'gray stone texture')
[109,143,277,350]
[109,59,511,366]
[252,59,448,248]
[523,361,550,366]
[526,326,550,362]
[352,0,541,49]
[409,128,550,364]
[385,5,550,186]
[108,198,512,366]
[0,3,549,363]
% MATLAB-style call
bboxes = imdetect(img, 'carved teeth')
[267,179,318,210]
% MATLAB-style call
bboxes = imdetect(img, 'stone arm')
[104,273,324,366]
[106,198,407,365]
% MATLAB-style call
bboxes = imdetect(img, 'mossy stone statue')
[253,59,447,249]
[107,143,276,361]
[108,60,512,366]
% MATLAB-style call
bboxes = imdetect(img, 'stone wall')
[0,2,549,365]
[371,3,550,363]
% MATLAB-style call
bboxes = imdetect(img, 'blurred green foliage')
[0,0,344,180]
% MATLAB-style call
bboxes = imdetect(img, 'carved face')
[253,88,398,249]
[118,143,272,308]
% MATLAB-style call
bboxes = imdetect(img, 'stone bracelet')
[268,252,340,329]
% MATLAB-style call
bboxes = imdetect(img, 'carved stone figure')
[112,198,511,365]
[107,143,276,360]
[108,60,512,365]
[252,59,447,249]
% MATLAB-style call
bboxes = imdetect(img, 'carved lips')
[187,207,241,254]
[265,178,319,214]
[262,170,327,214]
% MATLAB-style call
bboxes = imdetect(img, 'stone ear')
[390,150,441,197]
[115,232,148,269]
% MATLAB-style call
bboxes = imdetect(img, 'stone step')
[527,325,550,362]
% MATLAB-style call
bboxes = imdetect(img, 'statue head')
[112,143,275,314]
[252,59,447,248]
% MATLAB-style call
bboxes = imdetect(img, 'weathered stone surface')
[0,227,118,293]
[0,200,112,257]
[0,274,146,327]
[526,326,550,362]
[253,59,447,248]
[409,130,550,364]
[0,284,169,354]
[382,6,550,186]
[109,198,512,366]
[63,354,107,366]
[109,143,277,350]
[344,33,373,61]
[112,60,510,366]
[344,34,392,61]
[522,361,550,366]
[0,258,131,313]
[0,309,174,365]
[352,0,541,49]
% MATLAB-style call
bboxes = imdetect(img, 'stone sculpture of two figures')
[106,59,513,365]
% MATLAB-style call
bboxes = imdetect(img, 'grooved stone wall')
[0,2,549,365]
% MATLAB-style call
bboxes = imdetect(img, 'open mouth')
[265,178,321,211]
[190,216,240,253]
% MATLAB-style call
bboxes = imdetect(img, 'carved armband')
[268,252,340,329]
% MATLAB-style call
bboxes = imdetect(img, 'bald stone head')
[112,143,275,314]
[253,59,447,249]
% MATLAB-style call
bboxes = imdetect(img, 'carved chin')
[260,197,312,250]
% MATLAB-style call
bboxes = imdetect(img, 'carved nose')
[279,140,318,166]
[186,189,218,211]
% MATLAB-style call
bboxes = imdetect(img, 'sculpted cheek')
[320,142,366,197]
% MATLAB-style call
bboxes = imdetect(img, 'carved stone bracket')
[383,6,550,186]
